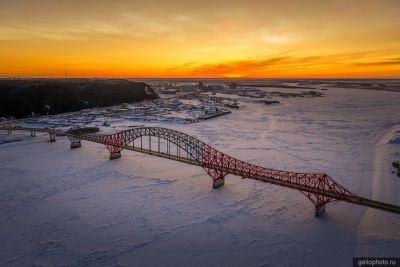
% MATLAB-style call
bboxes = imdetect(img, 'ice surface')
[1,87,400,266]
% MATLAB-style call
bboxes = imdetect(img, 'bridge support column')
[30,131,36,137]
[109,152,121,160]
[101,135,125,160]
[300,176,334,217]
[206,169,226,189]
[315,204,326,217]
[7,129,11,135]
[69,136,81,149]
[213,178,225,188]
[70,140,81,149]
[49,133,56,142]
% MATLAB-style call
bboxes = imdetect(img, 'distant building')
[228,82,237,89]
[206,85,224,91]
[162,89,177,94]
[198,82,204,90]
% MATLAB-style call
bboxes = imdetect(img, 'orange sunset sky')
[1,0,400,78]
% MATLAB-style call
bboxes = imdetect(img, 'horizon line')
[1,76,400,80]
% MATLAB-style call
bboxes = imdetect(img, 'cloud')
[173,52,400,77]
[353,58,400,66]
[188,56,289,77]
[166,62,200,74]
[1,0,400,77]
[185,56,316,77]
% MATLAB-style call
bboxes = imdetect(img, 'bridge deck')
[2,126,400,215]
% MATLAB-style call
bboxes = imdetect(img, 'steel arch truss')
[2,125,400,216]
[48,126,361,214]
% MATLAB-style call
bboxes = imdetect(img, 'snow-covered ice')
[1,87,400,266]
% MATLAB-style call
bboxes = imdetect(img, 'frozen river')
[1,87,400,266]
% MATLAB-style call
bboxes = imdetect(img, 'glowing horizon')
[1,0,400,78]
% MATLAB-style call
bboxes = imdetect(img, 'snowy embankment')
[390,131,400,144]
[357,126,400,239]
[0,87,400,266]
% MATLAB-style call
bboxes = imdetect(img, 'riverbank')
[357,125,400,239]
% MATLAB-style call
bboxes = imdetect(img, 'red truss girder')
[100,133,126,154]
[202,147,227,181]
[81,127,358,210]
[3,126,400,215]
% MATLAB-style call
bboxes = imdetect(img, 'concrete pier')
[109,152,121,160]
[212,178,225,189]
[315,205,326,217]
[49,133,56,142]
[7,129,11,135]
[30,131,36,137]
[70,140,81,149]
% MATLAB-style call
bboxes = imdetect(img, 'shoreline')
[357,124,400,239]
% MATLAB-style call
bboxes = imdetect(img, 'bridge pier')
[100,133,125,160]
[49,133,56,142]
[213,178,225,188]
[208,170,226,189]
[7,129,11,135]
[109,152,121,160]
[315,204,326,217]
[70,140,81,149]
[69,136,81,149]
[30,131,36,137]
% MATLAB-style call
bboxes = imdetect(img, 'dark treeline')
[0,79,158,118]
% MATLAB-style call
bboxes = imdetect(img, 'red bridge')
[2,126,400,217]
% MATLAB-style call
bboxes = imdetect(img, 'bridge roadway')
[1,126,400,216]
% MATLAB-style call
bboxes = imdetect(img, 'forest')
[0,79,158,118]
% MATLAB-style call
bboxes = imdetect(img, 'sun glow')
[222,74,244,78]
